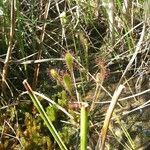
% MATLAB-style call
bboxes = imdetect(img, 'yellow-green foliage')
[63,73,73,94]
[50,69,61,81]
[18,113,53,149]
[65,52,73,72]
[57,90,68,107]
[46,105,58,122]
[58,126,75,145]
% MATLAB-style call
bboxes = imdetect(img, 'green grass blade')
[80,102,88,150]
[23,80,68,150]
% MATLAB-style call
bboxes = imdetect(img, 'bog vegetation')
[0,0,150,149]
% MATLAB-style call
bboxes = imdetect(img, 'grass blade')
[23,79,68,150]
[80,102,89,150]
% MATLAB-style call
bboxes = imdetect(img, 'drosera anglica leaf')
[65,52,73,72]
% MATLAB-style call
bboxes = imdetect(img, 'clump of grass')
[0,0,149,149]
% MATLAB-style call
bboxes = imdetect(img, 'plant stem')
[80,102,88,150]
